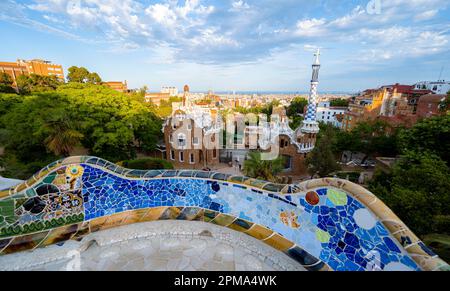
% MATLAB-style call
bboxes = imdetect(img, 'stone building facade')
[163,116,220,170]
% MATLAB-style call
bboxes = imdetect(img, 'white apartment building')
[414,80,450,95]
[161,86,179,96]
[316,102,347,128]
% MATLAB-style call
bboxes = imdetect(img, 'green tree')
[367,115,450,261]
[371,152,450,236]
[67,66,101,84]
[0,84,16,94]
[398,115,450,163]
[0,72,15,93]
[261,100,280,116]
[16,75,32,94]
[15,74,60,94]
[44,114,84,157]
[155,96,183,118]
[289,115,303,130]
[0,83,163,178]
[243,152,285,182]
[336,119,400,161]
[0,72,13,85]
[87,72,102,84]
[330,98,349,107]
[286,97,308,117]
[306,125,341,177]
[439,91,449,113]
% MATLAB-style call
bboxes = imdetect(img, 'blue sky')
[1,0,450,92]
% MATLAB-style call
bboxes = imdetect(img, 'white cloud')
[145,0,214,30]
[230,0,250,12]
[190,27,239,47]
[356,26,448,62]
[414,9,439,21]
[330,6,365,28]
[145,3,178,27]
[3,0,450,68]
[295,18,327,37]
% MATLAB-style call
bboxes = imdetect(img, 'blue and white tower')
[301,49,321,134]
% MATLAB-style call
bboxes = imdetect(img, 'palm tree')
[44,116,84,157]
[243,152,285,182]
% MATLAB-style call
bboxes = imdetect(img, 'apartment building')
[414,80,450,95]
[103,81,128,93]
[0,59,64,86]
[341,84,433,131]
[316,101,347,128]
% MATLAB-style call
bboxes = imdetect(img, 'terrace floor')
[0,221,305,271]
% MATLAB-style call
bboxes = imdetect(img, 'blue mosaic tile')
[4,163,420,271]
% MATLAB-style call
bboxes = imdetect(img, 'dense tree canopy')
[286,97,308,116]
[441,90,450,112]
[0,83,163,178]
[156,96,183,117]
[330,98,350,107]
[67,66,102,84]
[368,115,450,260]
[370,152,450,236]
[306,124,341,177]
[285,97,308,130]
[0,72,13,85]
[234,100,280,117]
[334,120,400,159]
[398,115,450,164]
[16,74,61,94]
[0,72,16,93]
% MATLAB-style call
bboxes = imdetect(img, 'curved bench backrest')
[0,156,448,271]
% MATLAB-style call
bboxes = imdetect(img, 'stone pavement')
[0,221,305,271]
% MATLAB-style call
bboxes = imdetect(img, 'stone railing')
[0,156,448,271]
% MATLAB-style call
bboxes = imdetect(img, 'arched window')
[179,151,184,162]
[178,134,186,147]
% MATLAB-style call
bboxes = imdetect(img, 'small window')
[178,134,186,147]
[193,137,199,145]
[170,150,175,160]
[213,149,217,159]
[190,153,195,164]
[282,155,292,170]
[179,152,184,162]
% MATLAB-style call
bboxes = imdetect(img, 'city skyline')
[1,0,450,92]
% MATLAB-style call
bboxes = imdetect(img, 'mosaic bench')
[0,156,448,271]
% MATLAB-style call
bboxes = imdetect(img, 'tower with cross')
[301,49,321,135]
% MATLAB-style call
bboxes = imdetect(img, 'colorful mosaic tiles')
[0,156,448,271]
